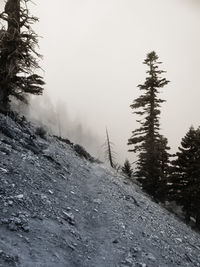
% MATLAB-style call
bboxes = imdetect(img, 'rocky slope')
[0,113,200,267]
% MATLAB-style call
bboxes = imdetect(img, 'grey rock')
[8,222,18,231]
[62,211,75,225]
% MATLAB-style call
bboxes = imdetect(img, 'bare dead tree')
[104,128,116,168]
[0,0,44,111]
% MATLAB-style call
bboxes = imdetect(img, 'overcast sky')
[1,0,200,163]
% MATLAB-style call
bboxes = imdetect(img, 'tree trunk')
[0,0,20,111]
[5,0,20,34]
[106,128,114,168]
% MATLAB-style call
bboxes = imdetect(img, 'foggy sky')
[1,0,200,164]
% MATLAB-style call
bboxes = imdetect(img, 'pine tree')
[128,51,170,201]
[169,126,200,228]
[122,159,133,178]
[0,0,44,111]
[156,135,171,201]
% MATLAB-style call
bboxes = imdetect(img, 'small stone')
[112,239,119,244]
[8,200,13,206]
[132,247,142,253]
[175,238,182,243]
[93,199,102,204]
[41,194,47,200]
[22,225,30,232]
[1,218,9,224]
[13,217,22,225]
[0,167,8,173]
[68,244,75,250]
[138,263,147,267]
[15,194,24,200]
[147,253,156,261]
[125,256,133,265]
[62,211,75,225]
[8,222,18,231]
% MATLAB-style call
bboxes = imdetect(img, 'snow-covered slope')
[0,113,200,267]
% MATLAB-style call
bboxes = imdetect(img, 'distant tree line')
[128,51,200,230]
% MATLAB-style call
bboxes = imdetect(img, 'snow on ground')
[0,113,200,267]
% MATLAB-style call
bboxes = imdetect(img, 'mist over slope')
[12,95,104,161]
[0,113,200,267]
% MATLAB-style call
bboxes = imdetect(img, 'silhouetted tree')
[104,128,115,168]
[122,159,133,178]
[169,126,200,228]
[0,0,44,111]
[156,135,171,201]
[128,51,170,201]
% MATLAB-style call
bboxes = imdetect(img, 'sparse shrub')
[73,144,95,162]
[55,136,73,146]
[35,126,47,139]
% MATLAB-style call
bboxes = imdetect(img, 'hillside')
[0,113,200,267]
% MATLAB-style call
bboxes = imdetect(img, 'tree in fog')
[169,126,200,228]
[0,0,44,111]
[128,51,170,201]
[122,159,133,178]
[104,128,115,168]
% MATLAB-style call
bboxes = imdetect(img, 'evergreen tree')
[122,159,133,178]
[0,0,44,111]
[169,126,200,228]
[128,51,170,201]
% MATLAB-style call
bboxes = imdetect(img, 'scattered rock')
[62,211,75,225]
[147,253,156,261]
[0,250,19,267]
[15,194,24,200]
[21,224,30,232]
[8,200,14,206]
[8,222,18,231]
[1,212,29,232]
[0,167,8,173]
[138,263,147,267]
[175,238,183,243]
[93,199,102,205]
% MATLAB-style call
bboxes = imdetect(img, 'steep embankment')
[0,113,200,267]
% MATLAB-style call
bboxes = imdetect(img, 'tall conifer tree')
[0,0,44,111]
[128,51,170,201]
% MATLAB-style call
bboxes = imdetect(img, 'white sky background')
[1,0,200,163]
